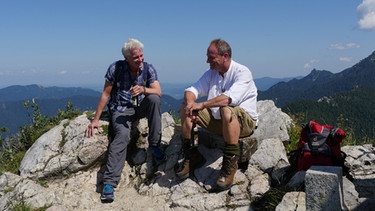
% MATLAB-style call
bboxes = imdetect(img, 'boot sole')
[100,196,115,203]
[216,183,232,191]
[176,172,189,180]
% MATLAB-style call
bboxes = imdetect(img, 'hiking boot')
[216,154,239,191]
[176,148,206,180]
[100,184,115,203]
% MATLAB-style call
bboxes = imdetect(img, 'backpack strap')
[113,60,125,88]
[329,128,339,138]
[141,62,150,87]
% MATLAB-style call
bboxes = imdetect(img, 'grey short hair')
[210,38,232,58]
[121,38,144,57]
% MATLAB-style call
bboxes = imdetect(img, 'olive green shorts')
[196,106,257,138]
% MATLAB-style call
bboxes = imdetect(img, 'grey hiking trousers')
[103,94,162,187]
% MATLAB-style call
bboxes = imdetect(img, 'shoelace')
[220,156,236,176]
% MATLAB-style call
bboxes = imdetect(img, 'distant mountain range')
[258,50,375,107]
[1,50,374,140]
[254,76,300,91]
[0,84,186,136]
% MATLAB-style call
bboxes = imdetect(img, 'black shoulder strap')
[141,62,150,87]
[329,128,339,138]
[114,60,125,87]
[108,60,125,110]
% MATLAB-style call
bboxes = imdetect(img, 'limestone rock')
[275,191,306,211]
[1,100,374,210]
[342,144,375,199]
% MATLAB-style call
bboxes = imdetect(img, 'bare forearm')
[93,94,109,121]
[202,95,231,109]
[86,91,110,137]
[184,91,196,104]
[144,86,161,97]
[146,80,162,97]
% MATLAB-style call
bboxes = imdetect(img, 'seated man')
[85,38,166,202]
[176,38,258,191]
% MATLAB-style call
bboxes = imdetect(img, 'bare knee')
[220,106,233,122]
[179,103,186,119]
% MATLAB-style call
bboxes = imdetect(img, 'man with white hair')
[86,38,166,202]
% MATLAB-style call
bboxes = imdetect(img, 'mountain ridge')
[258,51,375,107]
[0,84,100,102]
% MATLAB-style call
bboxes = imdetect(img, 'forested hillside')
[282,86,375,142]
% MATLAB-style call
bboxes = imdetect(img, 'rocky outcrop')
[0,100,374,210]
[19,117,109,179]
[342,145,375,199]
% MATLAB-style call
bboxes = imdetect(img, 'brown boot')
[176,147,206,180]
[216,154,239,190]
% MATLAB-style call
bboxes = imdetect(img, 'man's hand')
[85,120,100,138]
[184,102,204,122]
[130,85,144,97]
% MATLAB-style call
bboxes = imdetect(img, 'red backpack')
[297,120,346,171]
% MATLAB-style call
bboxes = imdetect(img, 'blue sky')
[1,0,374,89]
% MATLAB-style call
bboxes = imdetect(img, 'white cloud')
[357,0,375,30]
[21,68,39,74]
[329,43,360,50]
[339,57,352,62]
[304,59,319,69]
[59,70,68,75]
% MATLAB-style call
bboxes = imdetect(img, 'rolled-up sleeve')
[226,68,255,105]
[185,70,211,99]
